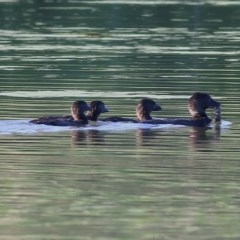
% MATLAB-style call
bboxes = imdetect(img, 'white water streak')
[0,119,231,135]
[0,90,223,99]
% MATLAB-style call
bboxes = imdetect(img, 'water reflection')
[189,127,221,151]
[71,129,105,146]
[135,126,222,151]
[135,128,161,147]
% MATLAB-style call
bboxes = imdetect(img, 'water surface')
[0,0,240,239]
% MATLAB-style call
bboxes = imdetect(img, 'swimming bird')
[100,98,162,123]
[188,92,221,122]
[30,100,91,126]
[149,92,221,127]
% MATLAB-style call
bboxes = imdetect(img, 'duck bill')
[209,98,221,109]
[153,104,162,111]
[214,105,221,122]
[102,106,109,113]
[209,99,221,122]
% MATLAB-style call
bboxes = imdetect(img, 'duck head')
[71,100,91,122]
[87,100,109,121]
[188,92,221,121]
[136,98,162,121]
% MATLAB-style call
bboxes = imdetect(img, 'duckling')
[30,100,91,126]
[188,92,221,122]
[149,92,221,127]
[100,98,162,123]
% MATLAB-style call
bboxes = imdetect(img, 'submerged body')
[144,116,212,127]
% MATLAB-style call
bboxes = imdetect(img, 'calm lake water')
[0,0,240,239]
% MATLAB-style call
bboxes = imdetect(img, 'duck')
[100,98,162,123]
[30,100,91,126]
[30,100,109,127]
[148,92,221,127]
[188,92,221,122]
[136,98,162,121]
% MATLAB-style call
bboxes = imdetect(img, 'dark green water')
[0,1,240,239]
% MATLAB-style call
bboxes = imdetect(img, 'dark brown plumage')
[188,92,221,121]
[30,100,91,126]
[149,92,221,127]
[101,98,162,122]
[86,100,109,121]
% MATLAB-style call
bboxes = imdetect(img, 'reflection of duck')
[189,126,221,150]
[30,100,91,126]
[71,129,105,146]
[101,98,161,122]
[135,128,161,147]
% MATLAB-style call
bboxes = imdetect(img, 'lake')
[0,0,240,239]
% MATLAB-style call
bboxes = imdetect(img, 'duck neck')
[188,102,207,119]
[86,110,99,121]
[136,105,152,121]
[214,106,221,122]
[73,112,88,124]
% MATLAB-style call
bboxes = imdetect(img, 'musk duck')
[30,100,91,126]
[150,92,221,127]
[100,98,162,123]
[188,92,221,122]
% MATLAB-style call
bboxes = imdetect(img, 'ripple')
[0,90,193,99]
[0,90,224,100]
[0,120,71,135]
[83,0,240,6]
[0,0,18,2]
